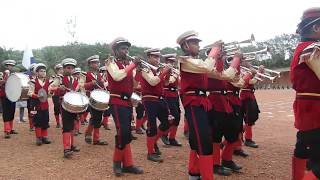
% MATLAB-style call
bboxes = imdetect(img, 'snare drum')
[5,73,30,102]
[89,89,110,111]
[62,92,89,113]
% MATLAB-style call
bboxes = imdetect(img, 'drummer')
[99,66,111,130]
[50,58,80,158]
[0,60,18,139]
[83,55,108,145]
[28,63,53,145]
[52,63,63,128]
[72,67,84,136]
[27,63,37,131]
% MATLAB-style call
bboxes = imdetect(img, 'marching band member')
[138,48,171,162]
[99,66,111,130]
[106,37,143,176]
[133,80,146,134]
[177,31,214,180]
[226,80,249,158]
[50,58,80,158]
[161,53,182,147]
[27,63,37,131]
[0,60,18,139]
[28,63,52,145]
[207,54,243,175]
[83,55,108,145]
[177,30,240,180]
[240,66,263,149]
[52,63,63,128]
[291,7,320,180]
[72,67,84,136]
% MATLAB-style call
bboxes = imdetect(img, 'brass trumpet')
[251,65,281,77]
[159,63,180,76]
[202,34,255,55]
[240,66,276,82]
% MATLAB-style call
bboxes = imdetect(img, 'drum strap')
[68,77,73,89]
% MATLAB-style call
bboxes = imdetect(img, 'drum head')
[63,92,89,106]
[5,73,29,102]
[90,89,110,103]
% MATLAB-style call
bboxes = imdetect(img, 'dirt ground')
[0,90,296,180]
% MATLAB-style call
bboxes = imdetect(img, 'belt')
[296,93,320,97]
[241,89,255,93]
[209,90,227,96]
[142,95,164,100]
[227,90,239,96]
[164,87,178,92]
[185,90,207,97]
[110,93,131,101]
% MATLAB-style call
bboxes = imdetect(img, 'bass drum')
[62,92,89,113]
[5,73,30,102]
[89,89,110,111]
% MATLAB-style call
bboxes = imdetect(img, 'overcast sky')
[0,0,318,50]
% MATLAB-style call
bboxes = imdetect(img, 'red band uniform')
[28,63,52,145]
[52,63,63,128]
[1,60,18,139]
[106,37,143,176]
[83,55,108,145]
[177,31,214,180]
[290,7,320,180]
[51,58,81,158]
[161,53,182,146]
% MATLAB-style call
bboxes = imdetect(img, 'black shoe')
[36,137,42,146]
[136,128,144,134]
[104,125,111,130]
[161,135,170,145]
[233,149,249,158]
[189,175,201,180]
[122,165,144,174]
[10,130,18,134]
[71,145,80,152]
[113,161,123,177]
[141,124,146,131]
[147,153,163,163]
[84,134,92,144]
[169,138,182,147]
[56,124,61,128]
[213,165,232,176]
[29,128,34,132]
[244,139,259,148]
[77,131,82,135]
[154,144,161,155]
[93,139,108,145]
[64,149,73,158]
[4,132,11,139]
[222,160,242,172]
[42,137,51,144]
